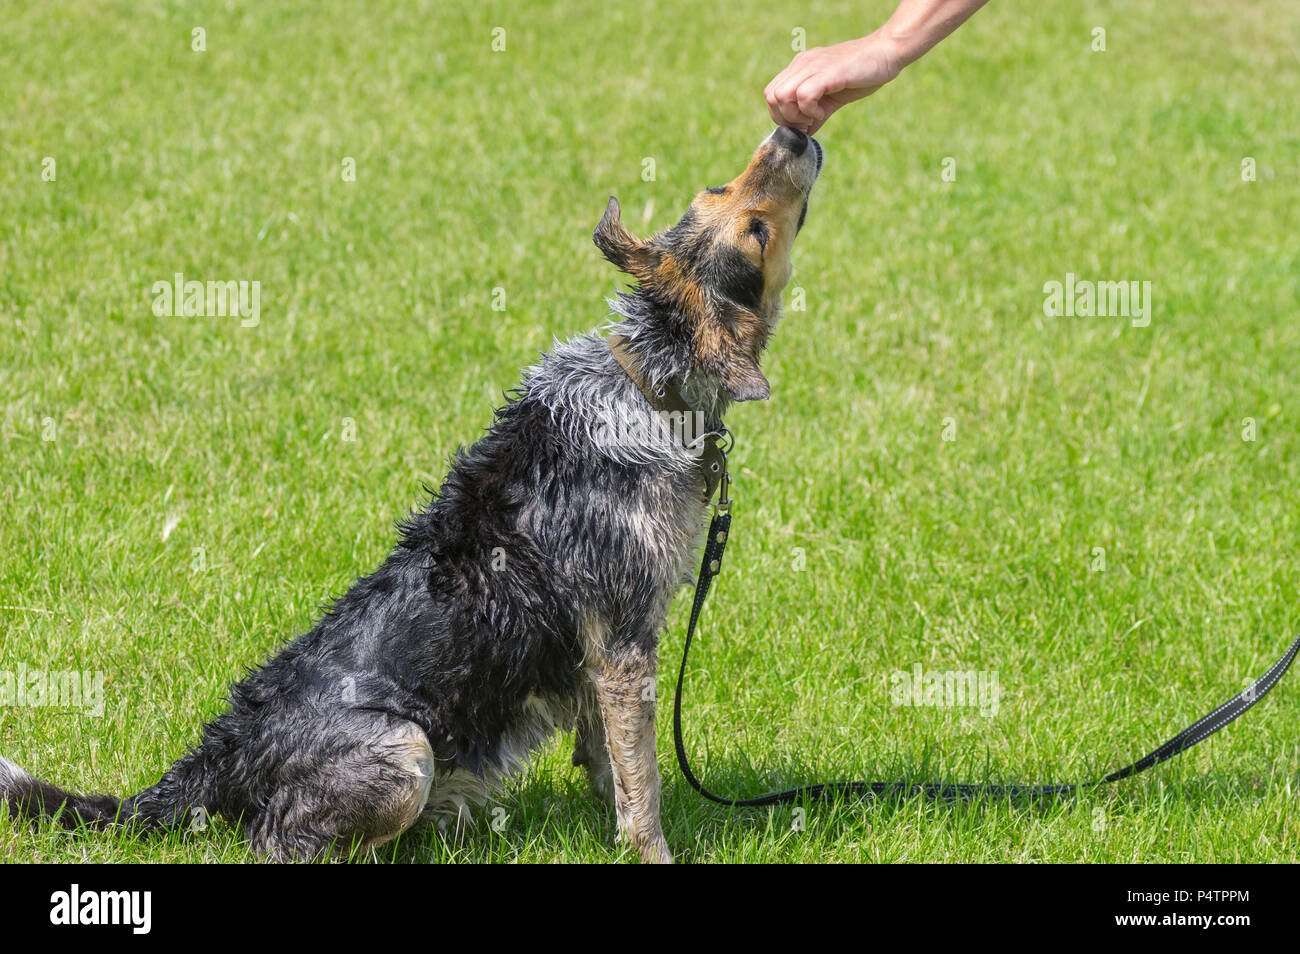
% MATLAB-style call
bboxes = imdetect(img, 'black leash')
[672,487,1300,807]
[599,333,1300,804]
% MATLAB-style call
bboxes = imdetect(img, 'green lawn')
[1,0,1297,863]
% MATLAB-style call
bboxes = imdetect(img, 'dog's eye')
[747,218,768,249]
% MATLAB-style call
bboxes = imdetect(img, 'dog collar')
[607,333,731,505]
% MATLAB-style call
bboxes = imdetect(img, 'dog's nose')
[771,125,809,156]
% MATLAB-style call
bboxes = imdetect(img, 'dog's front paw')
[638,835,674,865]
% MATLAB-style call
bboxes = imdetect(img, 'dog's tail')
[0,750,209,834]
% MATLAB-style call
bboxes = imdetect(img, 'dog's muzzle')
[768,126,823,188]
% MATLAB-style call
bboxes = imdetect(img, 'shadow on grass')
[378,761,1299,864]
[4,762,1291,863]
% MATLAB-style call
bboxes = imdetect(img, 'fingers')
[805,91,850,135]
[804,101,839,136]
[765,37,897,133]
[766,99,812,130]
[763,52,807,110]
[767,97,815,131]
[765,55,825,130]
[794,77,829,124]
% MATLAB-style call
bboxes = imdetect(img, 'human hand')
[764,33,906,135]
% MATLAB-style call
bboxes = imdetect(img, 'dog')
[0,126,822,863]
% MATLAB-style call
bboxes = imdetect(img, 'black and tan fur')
[0,126,822,863]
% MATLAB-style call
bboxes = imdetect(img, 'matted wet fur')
[0,127,822,863]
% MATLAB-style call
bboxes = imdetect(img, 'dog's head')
[595,127,822,402]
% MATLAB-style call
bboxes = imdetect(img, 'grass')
[1,0,1298,863]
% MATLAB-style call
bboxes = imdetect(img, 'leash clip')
[713,428,733,513]
[715,466,732,513]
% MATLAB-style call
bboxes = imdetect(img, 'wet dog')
[1,126,822,863]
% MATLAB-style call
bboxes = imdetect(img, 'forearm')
[874,0,990,69]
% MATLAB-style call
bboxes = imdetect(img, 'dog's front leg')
[590,646,672,864]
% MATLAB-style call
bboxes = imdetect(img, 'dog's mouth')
[794,135,821,232]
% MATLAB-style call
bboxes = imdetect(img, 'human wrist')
[859,28,913,80]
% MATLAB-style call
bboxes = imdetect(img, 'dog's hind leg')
[590,645,672,864]
[246,715,435,862]
[574,612,615,802]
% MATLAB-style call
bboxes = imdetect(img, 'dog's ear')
[696,315,772,402]
[718,354,771,402]
[594,197,659,276]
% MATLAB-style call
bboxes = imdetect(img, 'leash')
[603,334,1300,806]
[672,477,1300,804]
